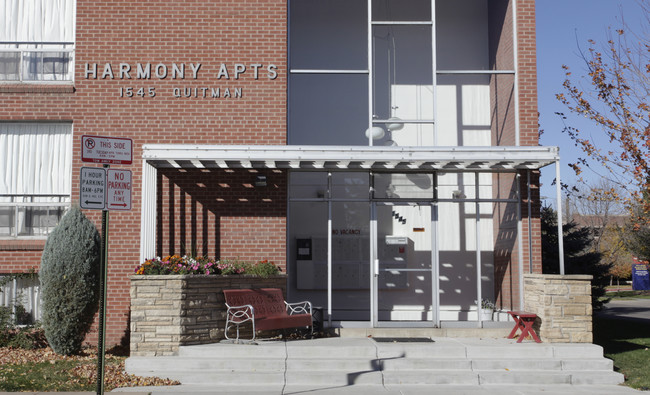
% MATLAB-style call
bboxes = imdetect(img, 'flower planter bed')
[130,274,287,356]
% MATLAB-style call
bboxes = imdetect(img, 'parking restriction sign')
[80,167,106,210]
[106,169,132,210]
[82,135,132,165]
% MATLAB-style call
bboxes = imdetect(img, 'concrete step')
[477,371,572,385]
[561,358,614,371]
[126,356,286,372]
[178,342,287,358]
[125,337,624,387]
[383,371,480,385]
[568,371,626,385]
[149,371,286,385]
[285,370,384,386]
[477,370,625,385]
[127,356,616,375]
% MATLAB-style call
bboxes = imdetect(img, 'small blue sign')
[632,263,650,291]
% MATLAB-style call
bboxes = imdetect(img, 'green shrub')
[247,260,281,277]
[0,306,11,346]
[39,206,101,355]
[4,327,48,350]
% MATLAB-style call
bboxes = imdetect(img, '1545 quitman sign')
[84,62,278,99]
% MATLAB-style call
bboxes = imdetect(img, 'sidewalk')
[2,383,643,395]
[115,384,644,394]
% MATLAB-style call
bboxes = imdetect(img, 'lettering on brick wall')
[85,62,278,99]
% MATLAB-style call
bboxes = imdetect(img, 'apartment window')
[0,123,72,238]
[288,0,499,148]
[0,0,75,82]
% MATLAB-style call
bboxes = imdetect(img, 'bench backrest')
[223,288,288,319]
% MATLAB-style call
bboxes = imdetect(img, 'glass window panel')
[331,201,370,320]
[372,0,431,21]
[372,25,433,121]
[437,172,472,200]
[436,0,489,70]
[289,74,368,145]
[0,207,14,236]
[22,52,42,81]
[290,172,328,199]
[373,121,435,147]
[374,173,434,199]
[24,206,65,235]
[41,52,70,81]
[288,201,329,300]
[331,172,369,199]
[0,53,20,80]
[289,0,367,70]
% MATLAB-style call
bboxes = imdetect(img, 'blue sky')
[536,0,646,206]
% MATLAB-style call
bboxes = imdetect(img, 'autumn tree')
[564,180,633,286]
[556,2,649,218]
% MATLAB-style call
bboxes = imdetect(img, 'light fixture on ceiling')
[386,117,404,132]
[365,126,386,140]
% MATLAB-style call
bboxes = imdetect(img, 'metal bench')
[223,288,312,341]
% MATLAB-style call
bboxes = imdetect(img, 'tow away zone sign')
[82,135,132,165]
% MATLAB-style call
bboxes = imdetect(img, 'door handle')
[374,259,379,277]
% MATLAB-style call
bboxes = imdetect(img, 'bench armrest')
[226,303,255,323]
[285,300,312,316]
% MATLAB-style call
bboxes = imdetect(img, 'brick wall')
[0,0,540,344]
[489,0,540,311]
[0,0,288,346]
[156,168,287,269]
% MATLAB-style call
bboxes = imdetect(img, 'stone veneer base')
[130,275,287,356]
[524,273,593,343]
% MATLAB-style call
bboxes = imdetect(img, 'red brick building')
[1,0,558,346]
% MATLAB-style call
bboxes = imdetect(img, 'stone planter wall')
[523,273,593,343]
[130,275,287,356]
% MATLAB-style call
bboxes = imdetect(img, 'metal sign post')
[97,173,109,395]
[80,135,132,395]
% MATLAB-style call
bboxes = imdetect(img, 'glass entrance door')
[373,202,435,326]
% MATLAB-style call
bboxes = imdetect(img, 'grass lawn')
[593,315,650,390]
[0,347,178,392]
[606,290,650,299]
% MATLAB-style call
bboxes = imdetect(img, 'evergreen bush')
[541,205,610,309]
[39,205,101,355]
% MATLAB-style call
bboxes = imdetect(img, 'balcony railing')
[0,42,74,83]
[0,194,70,238]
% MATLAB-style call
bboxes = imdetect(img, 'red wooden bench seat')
[223,288,313,341]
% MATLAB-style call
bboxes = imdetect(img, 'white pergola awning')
[139,144,565,285]
[142,145,559,171]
